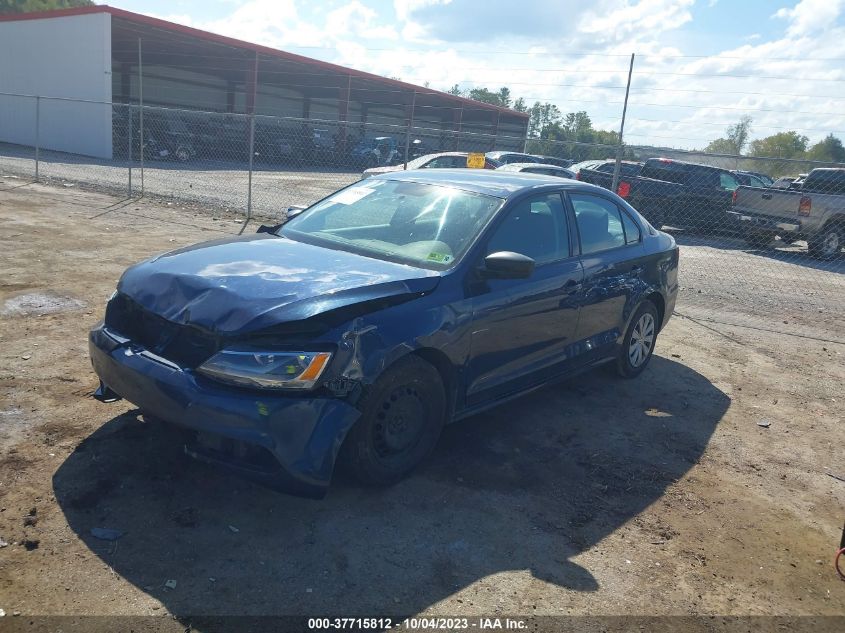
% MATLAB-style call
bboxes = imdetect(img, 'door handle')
[761,193,772,200]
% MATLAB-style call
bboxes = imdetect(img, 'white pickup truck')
[730,168,845,260]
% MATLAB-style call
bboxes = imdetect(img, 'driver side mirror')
[482,251,535,279]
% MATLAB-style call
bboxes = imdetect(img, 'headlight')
[197,350,332,390]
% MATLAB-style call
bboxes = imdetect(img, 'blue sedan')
[89,170,679,497]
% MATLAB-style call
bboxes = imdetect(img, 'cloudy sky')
[108,0,845,149]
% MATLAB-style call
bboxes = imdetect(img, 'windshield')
[280,180,503,269]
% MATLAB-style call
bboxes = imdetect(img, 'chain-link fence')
[1,93,843,341]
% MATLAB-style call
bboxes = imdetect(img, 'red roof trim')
[0,5,529,119]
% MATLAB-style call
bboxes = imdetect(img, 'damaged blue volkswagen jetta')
[90,169,679,498]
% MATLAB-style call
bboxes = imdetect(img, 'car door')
[568,192,647,364]
[465,192,584,405]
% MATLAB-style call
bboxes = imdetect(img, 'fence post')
[611,53,635,193]
[34,95,40,181]
[127,105,133,197]
[240,114,255,235]
[403,91,417,169]
[138,37,144,197]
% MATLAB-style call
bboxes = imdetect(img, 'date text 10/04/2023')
[308,617,528,630]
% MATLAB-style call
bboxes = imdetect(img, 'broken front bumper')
[89,325,360,498]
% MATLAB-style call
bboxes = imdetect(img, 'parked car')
[568,160,604,177]
[530,155,573,168]
[497,162,575,179]
[731,167,845,258]
[351,136,401,168]
[635,158,744,232]
[731,170,770,188]
[578,159,643,178]
[486,151,541,165]
[139,111,197,162]
[732,170,773,187]
[577,158,746,232]
[771,176,798,189]
[361,152,499,179]
[89,170,679,498]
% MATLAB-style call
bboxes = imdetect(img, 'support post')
[241,52,259,235]
[241,114,255,236]
[34,96,40,181]
[127,104,133,197]
[403,91,417,169]
[138,37,144,197]
[611,53,635,193]
[338,74,351,148]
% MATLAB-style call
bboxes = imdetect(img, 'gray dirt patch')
[1,291,85,317]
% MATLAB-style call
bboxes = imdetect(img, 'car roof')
[500,162,569,170]
[486,151,532,157]
[370,167,602,198]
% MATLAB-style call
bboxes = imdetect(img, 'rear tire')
[614,301,659,379]
[807,224,843,260]
[341,356,445,486]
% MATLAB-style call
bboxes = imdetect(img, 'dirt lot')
[0,180,843,625]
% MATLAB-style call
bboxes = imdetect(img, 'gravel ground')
[0,181,843,630]
[0,142,359,222]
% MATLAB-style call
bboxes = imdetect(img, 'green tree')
[703,138,738,154]
[446,84,463,96]
[806,133,845,163]
[468,87,506,106]
[749,131,809,159]
[496,87,511,108]
[704,115,752,155]
[0,0,92,14]
[527,101,561,137]
[512,97,527,113]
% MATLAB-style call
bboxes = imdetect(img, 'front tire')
[341,356,446,486]
[807,224,843,260]
[614,301,659,378]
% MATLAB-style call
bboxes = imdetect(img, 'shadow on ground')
[53,356,728,618]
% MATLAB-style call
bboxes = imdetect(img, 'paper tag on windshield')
[332,187,375,205]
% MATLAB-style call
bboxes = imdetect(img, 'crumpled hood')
[117,234,440,334]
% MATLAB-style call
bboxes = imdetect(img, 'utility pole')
[611,53,635,193]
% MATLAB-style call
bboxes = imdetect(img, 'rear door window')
[570,194,627,254]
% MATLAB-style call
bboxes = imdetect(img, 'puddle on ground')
[1,292,85,317]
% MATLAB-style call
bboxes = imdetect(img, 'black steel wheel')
[340,355,445,486]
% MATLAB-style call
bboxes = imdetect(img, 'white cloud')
[773,0,845,37]
[133,0,845,149]
[327,1,399,40]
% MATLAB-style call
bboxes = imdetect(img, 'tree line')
[454,84,845,167]
[702,116,845,163]
[448,84,622,161]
